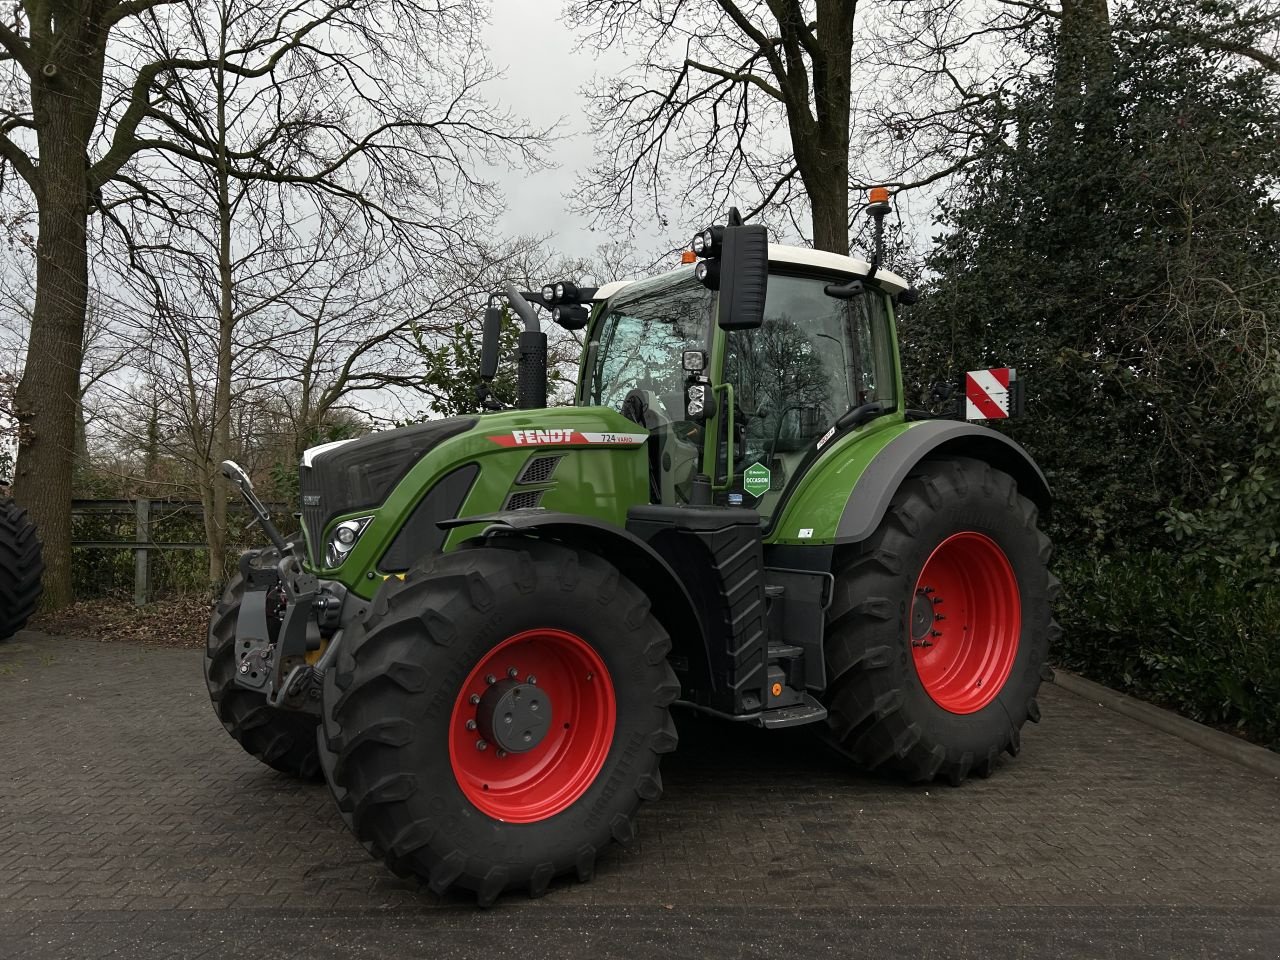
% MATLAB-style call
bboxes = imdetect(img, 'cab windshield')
[587,269,713,417]
[586,268,713,503]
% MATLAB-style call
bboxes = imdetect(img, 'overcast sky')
[480,2,937,276]
[483,1,629,261]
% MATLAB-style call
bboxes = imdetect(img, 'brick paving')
[1,631,1277,958]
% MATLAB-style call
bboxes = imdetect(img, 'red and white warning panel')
[965,368,1016,420]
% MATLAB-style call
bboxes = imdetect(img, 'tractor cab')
[578,238,910,523]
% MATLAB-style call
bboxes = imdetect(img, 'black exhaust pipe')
[504,283,548,410]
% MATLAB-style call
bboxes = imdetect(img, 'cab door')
[708,271,899,519]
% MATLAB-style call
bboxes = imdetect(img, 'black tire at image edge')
[0,497,43,642]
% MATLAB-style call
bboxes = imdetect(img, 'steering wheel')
[620,389,669,430]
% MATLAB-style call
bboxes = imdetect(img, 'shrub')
[1055,551,1280,750]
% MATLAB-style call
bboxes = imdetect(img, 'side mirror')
[690,209,768,331]
[479,306,502,381]
[716,223,768,330]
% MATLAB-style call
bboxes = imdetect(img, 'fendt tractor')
[207,193,1058,905]
[0,497,43,642]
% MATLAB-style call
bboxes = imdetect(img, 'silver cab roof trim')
[768,245,909,293]
[593,279,635,300]
[591,243,909,301]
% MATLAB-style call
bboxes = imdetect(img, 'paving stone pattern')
[1,633,1277,958]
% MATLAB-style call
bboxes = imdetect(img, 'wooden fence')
[71,498,287,604]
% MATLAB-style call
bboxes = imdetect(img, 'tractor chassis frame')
[231,548,346,715]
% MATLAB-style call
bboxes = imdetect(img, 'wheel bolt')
[932,597,944,605]
[496,749,507,759]
[466,719,476,731]
[935,614,946,621]
[485,674,496,685]
[507,667,519,679]
[527,675,536,685]
[476,739,488,751]
[922,586,934,594]
[469,694,480,706]
[931,630,943,638]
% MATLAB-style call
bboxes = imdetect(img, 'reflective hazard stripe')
[965,368,1011,420]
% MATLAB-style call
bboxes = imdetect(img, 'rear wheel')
[821,457,1059,784]
[204,547,322,779]
[320,540,678,905]
[0,497,43,642]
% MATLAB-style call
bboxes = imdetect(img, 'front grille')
[505,489,544,510]
[299,466,324,563]
[517,455,562,485]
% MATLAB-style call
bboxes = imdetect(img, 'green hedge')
[1055,552,1280,750]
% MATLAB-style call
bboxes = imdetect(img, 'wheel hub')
[909,532,1021,714]
[475,679,552,754]
[449,628,617,823]
[910,592,936,643]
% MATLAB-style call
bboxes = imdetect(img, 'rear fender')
[835,420,1051,543]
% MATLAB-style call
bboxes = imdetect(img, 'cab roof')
[592,243,909,302]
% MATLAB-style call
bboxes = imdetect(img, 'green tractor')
[207,198,1057,905]
[0,496,43,642]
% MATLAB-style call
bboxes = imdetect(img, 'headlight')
[686,384,716,419]
[326,516,372,567]
[692,233,706,254]
[694,258,720,289]
[541,284,555,302]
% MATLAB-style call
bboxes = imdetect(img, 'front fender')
[442,510,713,689]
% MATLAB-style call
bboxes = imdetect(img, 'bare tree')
[0,0,544,605]
[564,0,1037,255]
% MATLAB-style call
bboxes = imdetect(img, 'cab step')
[759,693,828,729]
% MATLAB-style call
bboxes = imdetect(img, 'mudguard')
[441,510,714,688]
[835,420,1050,543]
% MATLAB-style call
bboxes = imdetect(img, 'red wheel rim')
[910,532,1021,714]
[449,628,616,823]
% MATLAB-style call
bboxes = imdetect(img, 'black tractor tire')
[822,456,1059,784]
[320,539,679,906]
[204,547,322,780]
[0,497,43,642]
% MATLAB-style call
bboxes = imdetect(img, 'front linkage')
[221,461,344,713]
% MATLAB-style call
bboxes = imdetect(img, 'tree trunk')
[798,0,856,255]
[808,172,851,256]
[1055,0,1114,110]
[11,113,92,609]
[206,9,234,594]
[206,187,233,591]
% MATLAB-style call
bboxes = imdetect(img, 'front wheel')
[204,546,322,779]
[821,456,1058,784]
[320,540,679,905]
